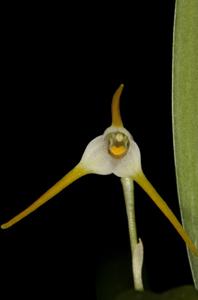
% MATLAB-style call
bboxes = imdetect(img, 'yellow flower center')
[107,132,130,158]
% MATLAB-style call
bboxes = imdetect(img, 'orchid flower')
[1,85,198,257]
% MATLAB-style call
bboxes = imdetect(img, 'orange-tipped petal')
[1,164,88,229]
[133,172,198,256]
[112,84,124,127]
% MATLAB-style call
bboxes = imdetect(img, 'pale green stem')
[121,177,144,291]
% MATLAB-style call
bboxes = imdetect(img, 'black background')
[1,1,193,299]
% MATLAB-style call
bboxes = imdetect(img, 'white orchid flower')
[1,85,198,256]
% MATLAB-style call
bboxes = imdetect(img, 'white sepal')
[80,135,115,175]
[113,140,142,178]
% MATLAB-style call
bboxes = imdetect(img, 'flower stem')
[121,177,144,291]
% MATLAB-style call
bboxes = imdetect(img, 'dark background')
[1,1,193,299]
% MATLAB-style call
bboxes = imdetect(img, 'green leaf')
[172,0,198,288]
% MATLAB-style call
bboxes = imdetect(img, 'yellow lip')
[109,145,128,158]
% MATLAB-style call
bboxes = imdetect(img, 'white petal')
[80,135,116,175]
[113,139,142,177]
